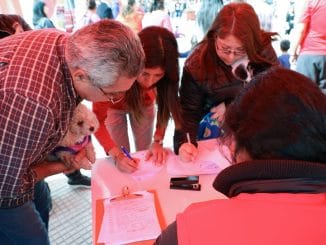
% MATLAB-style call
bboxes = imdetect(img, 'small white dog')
[50,103,99,170]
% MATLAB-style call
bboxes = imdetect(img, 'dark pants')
[296,54,326,93]
[33,180,52,230]
[0,180,52,245]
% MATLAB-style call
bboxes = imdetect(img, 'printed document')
[129,151,164,181]
[167,139,231,175]
[98,191,161,245]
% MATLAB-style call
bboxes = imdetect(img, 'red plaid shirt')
[0,29,80,208]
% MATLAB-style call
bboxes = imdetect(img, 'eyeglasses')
[215,39,246,57]
[98,87,125,104]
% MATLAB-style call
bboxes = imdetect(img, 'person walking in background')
[0,20,144,244]
[293,0,326,93]
[173,2,278,161]
[142,0,173,32]
[196,0,224,41]
[181,0,224,58]
[111,0,121,19]
[156,67,326,245]
[285,1,295,35]
[96,0,113,19]
[116,0,144,33]
[174,1,182,18]
[93,26,182,172]
[33,1,56,29]
[78,0,101,28]
[64,0,76,32]
[278,39,291,69]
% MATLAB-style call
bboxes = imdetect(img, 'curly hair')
[223,67,326,163]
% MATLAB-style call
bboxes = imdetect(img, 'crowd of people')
[0,0,325,244]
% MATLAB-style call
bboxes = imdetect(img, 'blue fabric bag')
[197,112,222,140]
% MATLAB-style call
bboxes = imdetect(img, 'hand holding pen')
[179,132,198,162]
[120,146,134,161]
[117,146,138,173]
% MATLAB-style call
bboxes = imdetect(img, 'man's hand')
[31,161,71,182]
[59,148,93,170]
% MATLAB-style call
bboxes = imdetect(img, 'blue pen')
[120,146,134,160]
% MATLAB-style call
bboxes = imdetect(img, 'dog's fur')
[50,103,99,168]
[232,56,272,83]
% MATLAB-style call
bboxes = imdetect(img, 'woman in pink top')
[93,26,182,173]
[293,0,326,93]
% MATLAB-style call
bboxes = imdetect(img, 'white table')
[91,139,229,244]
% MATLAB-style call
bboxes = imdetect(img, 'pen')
[120,146,134,160]
[186,132,191,144]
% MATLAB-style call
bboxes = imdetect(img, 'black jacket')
[173,42,278,153]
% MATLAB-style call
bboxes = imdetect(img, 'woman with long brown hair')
[174,2,279,161]
[93,26,181,172]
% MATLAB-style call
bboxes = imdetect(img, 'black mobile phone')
[170,175,199,185]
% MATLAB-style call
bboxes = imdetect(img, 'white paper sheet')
[98,191,161,245]
[129,151,164,181]
[167,140,231,176]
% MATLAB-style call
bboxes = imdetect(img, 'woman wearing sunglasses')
[174,2,279,161]
[93,26,182,172]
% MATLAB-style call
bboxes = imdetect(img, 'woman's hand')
[115,153,139,173]
[145,142,167,165]
[210,102,226,123]
[109,146,139,173]
[178,142,198,162]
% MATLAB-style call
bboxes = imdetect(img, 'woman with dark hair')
[32,1,55,29]
[156,67,326,244]
[93,26,182,172]
[0,14,32,38]
[174,2,278,161]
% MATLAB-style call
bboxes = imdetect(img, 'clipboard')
[95,189,166,245]
[109,186,143,202]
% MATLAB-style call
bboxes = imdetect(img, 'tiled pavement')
[47,171,92,245]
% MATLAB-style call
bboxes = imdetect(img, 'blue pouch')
[197,112,222,140]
